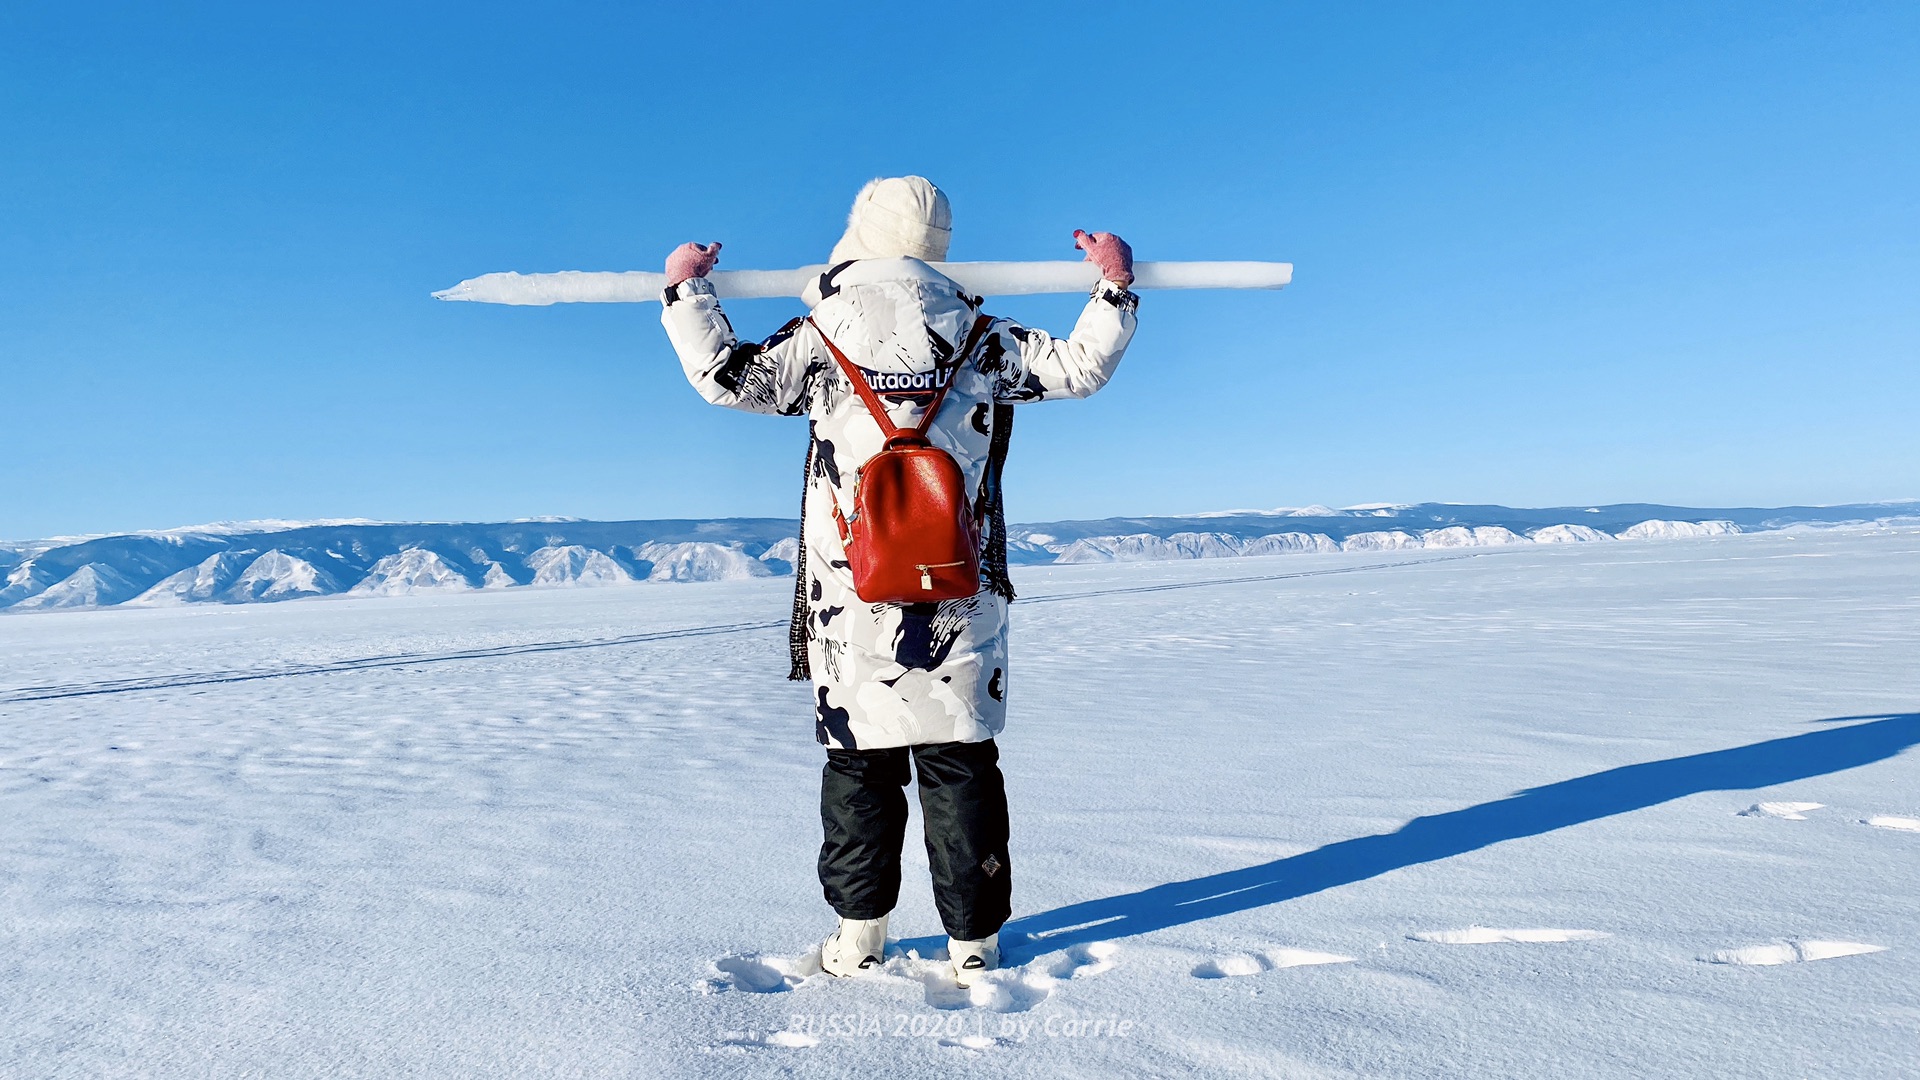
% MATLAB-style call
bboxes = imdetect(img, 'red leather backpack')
[808,314,994,604]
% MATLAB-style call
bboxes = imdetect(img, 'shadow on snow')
[939,713,1917,962]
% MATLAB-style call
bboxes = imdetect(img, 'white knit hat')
[827,176,952,264]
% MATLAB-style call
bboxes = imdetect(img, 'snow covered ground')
[2,528,1916,1077]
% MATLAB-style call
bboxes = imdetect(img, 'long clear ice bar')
[432,260,1293,306]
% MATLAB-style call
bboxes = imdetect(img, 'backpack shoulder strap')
[906,314,994,437]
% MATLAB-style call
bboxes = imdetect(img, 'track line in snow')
[0,620,786,703]
[1,555,1486,704]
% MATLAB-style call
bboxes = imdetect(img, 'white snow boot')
[950,933,999,987]
[820,916,889,977]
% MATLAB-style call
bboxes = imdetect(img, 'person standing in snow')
[659,177,1136,985]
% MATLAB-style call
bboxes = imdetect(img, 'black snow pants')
[818,739,1011,942]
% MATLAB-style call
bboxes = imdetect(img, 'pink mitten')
[665,241,722,286]
[1073,230,1134,288]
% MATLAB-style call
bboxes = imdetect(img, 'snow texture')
[1191,949,1353,977]
[1703,941,1888,966]
[1410,927,1610,944]
[1739,801,1825,820]
[3,529,1917,1076]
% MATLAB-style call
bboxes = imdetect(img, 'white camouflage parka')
[662,257,1136,749]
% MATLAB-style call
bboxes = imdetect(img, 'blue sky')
[2,2,1916,539]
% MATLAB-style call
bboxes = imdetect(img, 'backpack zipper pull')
[915,561,966,591]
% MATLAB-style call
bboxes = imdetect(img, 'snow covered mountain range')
[3,502,1915,613]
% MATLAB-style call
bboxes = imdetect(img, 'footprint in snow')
[1703,940,1887,966]
[1411,927,1609,944]
[703,949,822,994]
[1044,941,1120,980]
[1191,948,1354,979]
[1738,801,1824,820]
[1864,815,1920,833]
[706,940,1118,1013]
[909,941,1120,1013]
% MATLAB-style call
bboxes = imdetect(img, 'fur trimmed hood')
[827,176,952,264]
